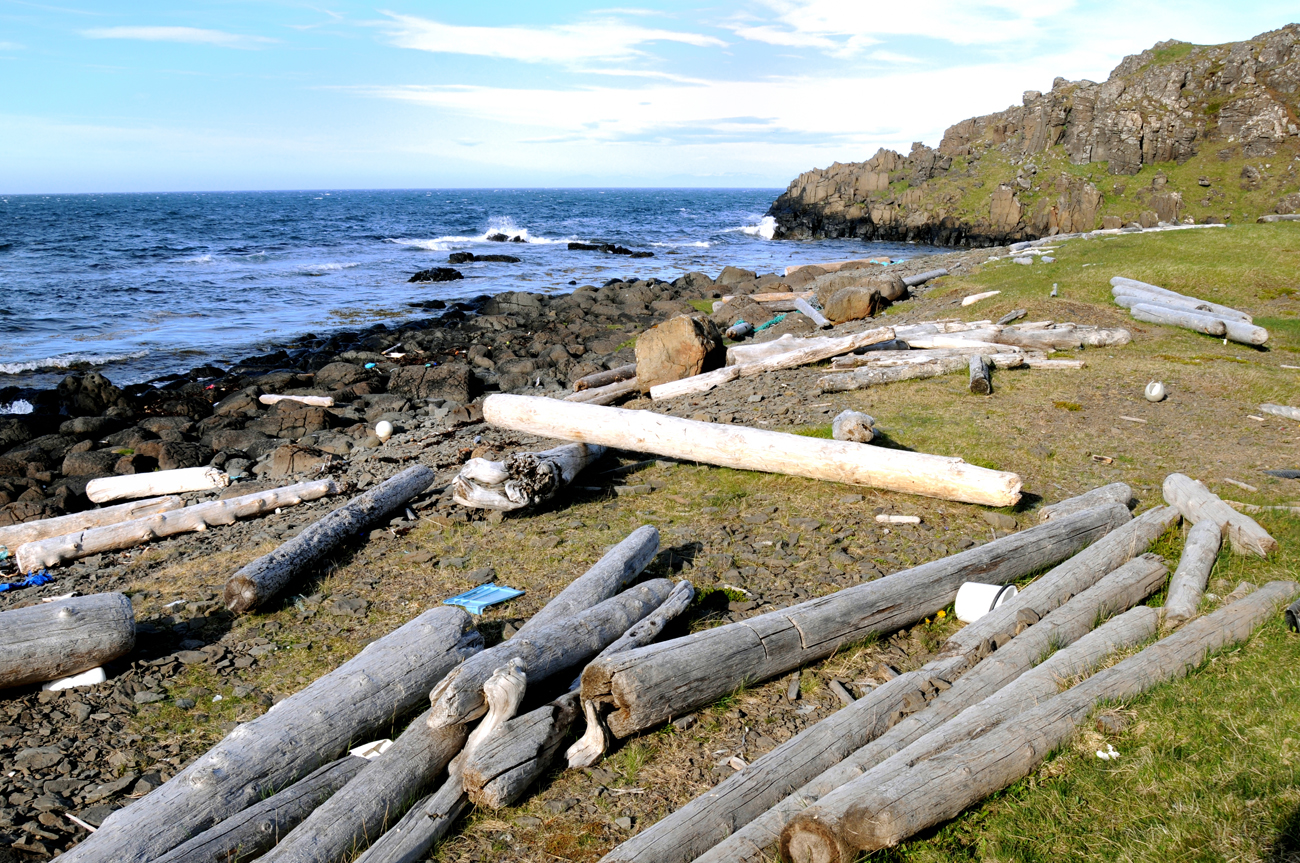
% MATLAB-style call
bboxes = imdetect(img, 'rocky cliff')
[768,25,1300,246]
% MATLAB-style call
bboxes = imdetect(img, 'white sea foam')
[179,253,214,264]
[0,399,33,415]
[0,350,149,376]
[300,262,361,275]
[386,215,570,251]
[726,216,777,240]
[651,241,711,248]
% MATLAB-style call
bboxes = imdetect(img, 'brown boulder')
[256,444,336,479]
[315,362,373,390]
[388,363,476,403]
[634,315,724,391]
[814,272,906,307]
[710,295,765,329]
[823,287,884,324]
[246,406,337,440]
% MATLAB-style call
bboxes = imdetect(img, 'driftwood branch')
[86,466,229,503]
[452,443,605,511]
[1038,483,1132,522]
[1164,518,1224,624]
[0,593,135,690]
[1163,473,1276,557]
[574,363,638,392]
[0,496,183,548]
[564,377,641,406]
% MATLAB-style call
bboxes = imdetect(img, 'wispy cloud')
[80,26,276,48]
[382,12,725,63]
[0,41,25,50]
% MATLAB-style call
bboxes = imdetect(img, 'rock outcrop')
[769,25,1300,245]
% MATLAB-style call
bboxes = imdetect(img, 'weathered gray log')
[0,496,184,549]
[353,771,468,863]
[1114,289,1254,323]
[565,377,641,406]
[17,479,338,574]
[518,524,659,637]
[992,328,1084,351]
[1163,473,1276,557]
[59,607,481,863]
[968,355,990,395]
[452,443,606,511]
[902,269,948,287]
[582,505,1130,741]
[830,411,874,444]
[997,309,1026,325]
[429,579,675,727]
[574,363,638,392]
[830,347,1021,369]
[614,552,1165,863]
[0,593,135,690]
[465,691,581,809]
[779,580,1300,861]
[1127,302,1228,336]
[153,756,368,863]
[818,355,974,392]
[697,603,1162,863]
[794,297,832,329]
[1110,277,1253,322]
[1260,403,1300,422]
[224,465,434,613]
[1038,483,1132,522]
[1165,518,1224,624]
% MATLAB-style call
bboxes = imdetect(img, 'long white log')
[1038,483,1132,522]
[452,442,606,511]
[1165,519,1223,624]
[1163,473,1276,557]
[482,395,1022,507]
[829,350,1025,370]
[259,394,335,407]
[16,479,339,573]
[58,606,482,863]
[86,466,230,503]
[1128,301,1228,336]
[1260,403,1300,422]
[0,496,184,549]
[0,593,135,690]
[818,355,1025,392]
[649,366,740,400]
[779,580,1300,861]
[224,466,432,613]
[1110,277,1253,321]
[1022,356,1085,368]
[1112,291,1253,323]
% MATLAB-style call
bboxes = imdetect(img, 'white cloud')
[80,26,276,48]
[0,41,24,50]
[382,12,726,63]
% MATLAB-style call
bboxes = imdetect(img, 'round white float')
[955,582,1018,623]
[375,420,394,442]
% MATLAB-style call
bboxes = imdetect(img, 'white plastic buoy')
[41,667,107,691]
[1144,381,1166,402]
[955,582,1018,623]
[375,420,394,442]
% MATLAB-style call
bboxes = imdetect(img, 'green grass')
[688,299,715,314]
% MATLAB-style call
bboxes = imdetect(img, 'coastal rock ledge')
[768,25,1300,246]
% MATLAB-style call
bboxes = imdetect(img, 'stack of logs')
[1111,276,1268,345]
[40,471,1294,863]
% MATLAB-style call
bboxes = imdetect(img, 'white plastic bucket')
[955,582,1018,623]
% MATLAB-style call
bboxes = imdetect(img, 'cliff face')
[768,25,1300,246]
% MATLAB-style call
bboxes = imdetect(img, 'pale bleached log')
[0,593,134,690]
[1260,403,1300,422]
[1165,519,1224,624]
[86,466,229,504]
[224,466,432,613]
[1113,292,1253,323]
[582,506,1129,742]
[564,377,641,405]
[481,394,1022,507]
[1110,277,1253,322]
[258,716,468,863]
[902,332,1003,349]
[1163,473,1277,557]
[726,334,809,365]
[466,690,580,809]
[831,411,874,443]
[902,269,948,287]
[649,367,739,400]
[794,297,832,329]
[818,355,1026,393]
[596,501,1137,863]
[259,394,335,407]
[574,363,638,392]
[968,355,990,395]
[428,579,675,728]
[1077,326,1131,346]
[1022,356,1086,369]
[1039,483,1133,522]
[993,328,1083,351]
[830,346,1021,369]
[695,600,1162,863]
[352,775,468,863]
[58,607,482,863]
[452,443,606,511]
[0,496,184,549]
[17,479,339,573]
[153,756,367,863]
[1128,302,1228,336]
[778,580,1300,861]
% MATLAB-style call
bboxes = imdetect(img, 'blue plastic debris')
[444,583,525,615]
[364,362,377,369]
[0,570,54,593]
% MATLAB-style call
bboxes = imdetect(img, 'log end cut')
[780,816,857,863]
[223,576,260,615]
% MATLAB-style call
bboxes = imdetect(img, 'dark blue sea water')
[0,189,944,404]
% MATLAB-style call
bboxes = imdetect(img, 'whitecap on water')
[0,350,150,376]
[0,399,33,415]
[724,216,777,240]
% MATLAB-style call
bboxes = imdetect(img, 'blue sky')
[1,1,1295,192]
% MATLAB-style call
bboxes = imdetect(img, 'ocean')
[0,189,944,405]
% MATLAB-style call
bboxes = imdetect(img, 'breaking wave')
[0,350,150,376]
[725,216,777,240]
[386,216,569,251]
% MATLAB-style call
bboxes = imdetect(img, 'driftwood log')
[829,347,1022,368]
[1127,301,1229,336]
[352,773,469,863]
[153,756,367,863]
[224,466,433,613]
[428,579,675,728]
[1110,289,1255,321]
[1038,483,1132,522]
[1260,403,1300,422]
[564,377,641,405]
[0,593,135,690]
[1163,472,1276,557]
[902,269,948,287]
[0,496,183,549]
[581,505,1128,742]
[18,479,339,573]
[817,354,1023,393]
[59,607,481,863]
[259,394,335,407]
[830,411,874,443]
[968,355,990,394]
[1110,277,1253,321]
[86,466,229,503]
[597,500,1140,863]
[574,363,638,392]
[1164,518,1224,624]
[778,580,1300,861]
[697,603,1163,863]
[452,443,605,511]
[481,395,1023,507]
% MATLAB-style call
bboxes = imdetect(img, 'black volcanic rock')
[409,267,464,283]
[448,253,521,264]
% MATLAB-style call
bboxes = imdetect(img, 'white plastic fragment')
[954,582,1018,623]
[349,739,394,760]
[41,667,107,691]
